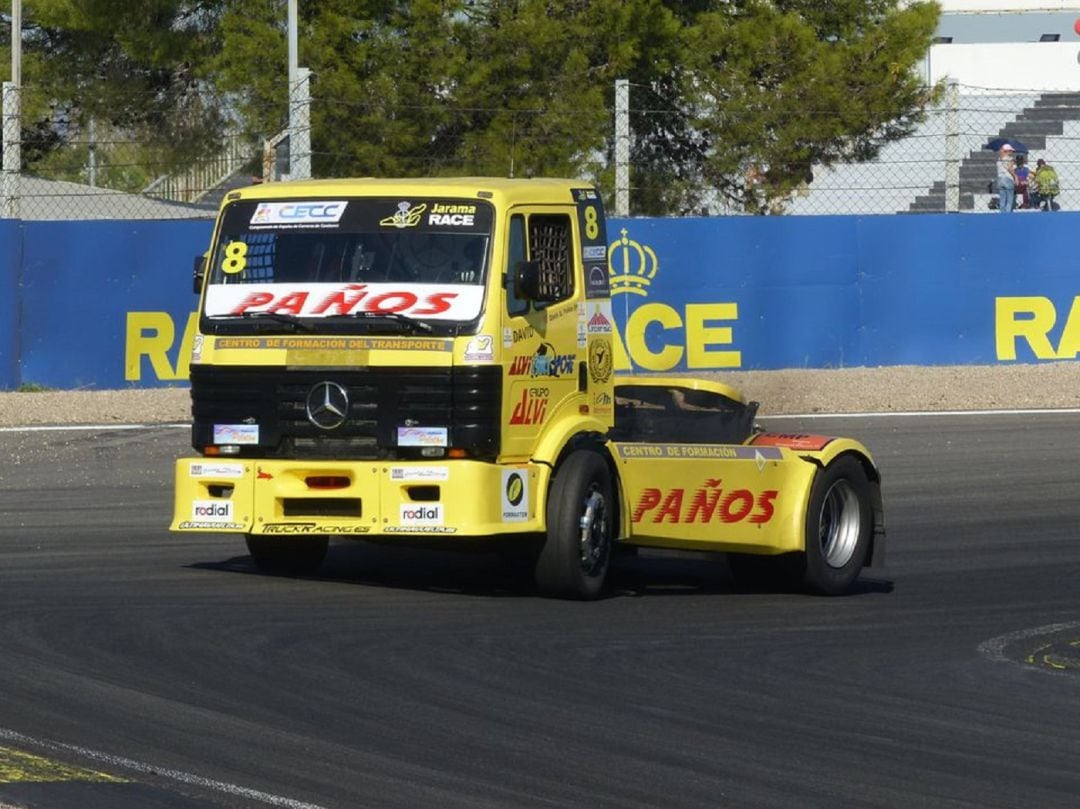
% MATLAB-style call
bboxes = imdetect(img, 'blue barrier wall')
[0,220,20,389]
[0,219,20,386]
[612,214,1080,370]
[1,212,1078,389]
[17,220,212,389]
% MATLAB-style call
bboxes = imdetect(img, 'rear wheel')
[799,456,872,595]
[245,534,328,576]
[535,450,614,600]
[728,456,872,595]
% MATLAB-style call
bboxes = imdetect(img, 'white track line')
[760,408,1080,419]
[0,727,331,809]
[977,621,1080,675]
[0,423,188,433]
[2,408,1080,435]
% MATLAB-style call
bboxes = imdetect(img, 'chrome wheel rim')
[578,486,609,576]
[818,479,861,568]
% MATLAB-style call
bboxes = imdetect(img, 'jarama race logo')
[608,227,741,372]
[632,480,777,525]
[380,201,427,228]
[427,203,477,227]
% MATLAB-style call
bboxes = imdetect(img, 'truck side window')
[528,214,574,305]
[506,214,528,316]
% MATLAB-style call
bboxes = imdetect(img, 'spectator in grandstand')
[996,144,1017,214]
[1030,158,1061,212]
[1013,154,1031,209]
[989,142,1015,212]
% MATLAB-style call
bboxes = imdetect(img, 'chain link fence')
[784,82,1079,215]
[0,128,260,221]
[1,79,1076,219]
[0,83,264,221]
[4,135,258,221]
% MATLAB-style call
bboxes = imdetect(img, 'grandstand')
[787,1,1080,214]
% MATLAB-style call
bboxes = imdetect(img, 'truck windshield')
[203,197,492,327]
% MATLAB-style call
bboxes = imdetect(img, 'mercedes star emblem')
[305,381,349,430]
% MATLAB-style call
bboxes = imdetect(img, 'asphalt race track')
[1,413,1079,808]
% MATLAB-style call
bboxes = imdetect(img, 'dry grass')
[2,363,1079,427]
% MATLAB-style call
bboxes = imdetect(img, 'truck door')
[501,208,581,460]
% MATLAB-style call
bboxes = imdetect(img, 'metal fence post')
[945,78,960,213]
[2,81,20,219]
[615,78,629,217]
[290,67,312,181]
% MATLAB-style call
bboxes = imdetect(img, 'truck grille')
[189,365,501,460]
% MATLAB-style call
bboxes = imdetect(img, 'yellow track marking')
[0,746,126,784]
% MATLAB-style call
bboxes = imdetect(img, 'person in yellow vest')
[1030,158,1061,212]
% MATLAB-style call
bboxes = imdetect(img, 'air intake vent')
[190,365,501,460]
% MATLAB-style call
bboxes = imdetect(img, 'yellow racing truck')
[171,178,884,599]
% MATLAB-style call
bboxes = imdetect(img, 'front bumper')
[171,457,548,538]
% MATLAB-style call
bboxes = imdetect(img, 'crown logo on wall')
[608,228,658,297]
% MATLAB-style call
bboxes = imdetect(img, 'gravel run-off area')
[3,363,1080,428]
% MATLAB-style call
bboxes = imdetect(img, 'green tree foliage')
[679,0,941,213]
[5,0,940,211]
[211,0,939,213]
[212,0,679,181]
[450,1,682,183]
[2,0,225,190]
[212,0,464,175]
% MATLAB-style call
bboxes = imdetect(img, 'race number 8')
[584,206,599,240]
[221,241,248,275]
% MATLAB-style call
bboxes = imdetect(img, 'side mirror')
[513,260,558,303]
[193,254,207,294]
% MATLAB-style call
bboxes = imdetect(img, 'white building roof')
[2,175,214,220]
[940,2,1080,11]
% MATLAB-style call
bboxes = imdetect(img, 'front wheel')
[799,456,873,595]
[534,450,615,600]
[245,534,328,576]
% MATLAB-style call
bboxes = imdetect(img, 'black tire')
[535,450,614,600]
[245,534,328,576]
[798,455,873,595]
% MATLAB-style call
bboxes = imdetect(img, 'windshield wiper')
[212,312,315,332]
[331,311,434,334]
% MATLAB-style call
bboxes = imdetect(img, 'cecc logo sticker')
[502,470,528,522]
